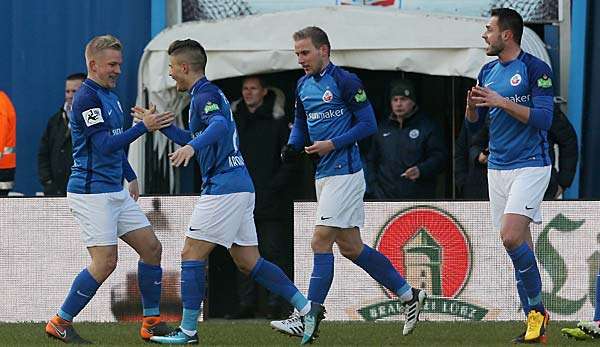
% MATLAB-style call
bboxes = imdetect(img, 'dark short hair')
[490,8,523,45]
[293,26,331,55]
[243,75,266,89]
[67,73,86,81]
[168,39,207,72]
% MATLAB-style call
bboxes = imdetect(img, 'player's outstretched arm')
[132,105,191,145]
[85,105,173,156]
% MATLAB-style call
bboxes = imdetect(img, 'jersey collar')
[499,50,525,67]
[190,76,209,96]
[83,78,110,94]
[314,62,335,80]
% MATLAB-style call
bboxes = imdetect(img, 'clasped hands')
[131,105,194,167]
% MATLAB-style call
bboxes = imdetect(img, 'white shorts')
[186,192,258,249]
[488,166,551,231]
[315,170,365,230]
[67,189,151,247]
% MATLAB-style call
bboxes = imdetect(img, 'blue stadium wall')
[0,0,150,195]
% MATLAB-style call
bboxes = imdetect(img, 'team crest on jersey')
[354,89,367,103]
[204,101,220,114]
[409,129,420,139]
[537,74,553,88]
[322,90,333,103]
[510,73,522,86]
[82,108,104,127]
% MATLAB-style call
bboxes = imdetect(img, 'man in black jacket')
[37,73,86,196]
[367,79,447,199]
[455,118,490,199]
[454,100,578,200]
[228,76,298,319]
[545,101,578,199]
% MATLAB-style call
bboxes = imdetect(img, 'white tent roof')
[138,6,550,94]
[132,6,551,193]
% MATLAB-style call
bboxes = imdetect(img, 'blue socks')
[138,261,162,317]
[250,257,309,312]
[353,245,411,298]
[515,269,530,317]
[595,270,600,321]
[58,268,101,321]
[180,260,205,333]
[507,243,544,313]
[307,253,334,304]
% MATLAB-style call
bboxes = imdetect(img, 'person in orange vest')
[0,90,16,196]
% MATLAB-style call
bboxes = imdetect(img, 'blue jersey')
[289,63,376,179]
[475,51,554,170]
[188,78,254,195]
[68,79,139,194]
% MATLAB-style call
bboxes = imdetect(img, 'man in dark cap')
[366,79,447,199]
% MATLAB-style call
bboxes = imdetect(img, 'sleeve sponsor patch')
[204,101,220,114]
[354,89,367,103]
[537,75,553,89]
[82,108,104,127]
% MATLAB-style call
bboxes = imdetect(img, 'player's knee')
[94,256,118,280]
[150,240,162,262]
[338,243,362,261]
[500,229,521,250]
[232,257,254,275]
[311,237,334,253]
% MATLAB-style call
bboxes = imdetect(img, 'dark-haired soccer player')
[466,8,554,343]
[132,39,313,345]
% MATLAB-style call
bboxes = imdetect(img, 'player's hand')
[466,89,477,111]
[281,144,302,163]
[305,140,335,157]
[401,166,420,181]
[470,86,506,108]
[169,145,195,167]
[130,104,157,122]
[478,152,488,165]
[555,185,564,199]
[128,179,140,201]
[143,111,175,132]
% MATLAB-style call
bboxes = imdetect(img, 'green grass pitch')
[0,320,592,346]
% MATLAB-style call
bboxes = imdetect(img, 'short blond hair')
[85,35,122,64]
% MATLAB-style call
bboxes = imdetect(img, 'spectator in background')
[38,73,86,196]
[545,99,578,199]
[457,100,577,200]
[367,79,447,199]
[228,76,297,319]
[455,117,490,199]
[0,90,16,196]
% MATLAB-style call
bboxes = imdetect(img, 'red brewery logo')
[375,206,471,298]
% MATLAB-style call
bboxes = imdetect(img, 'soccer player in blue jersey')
[466,9,553,343]
[270,27,427,344]
[131,39,314,345]
[44,35,174,344]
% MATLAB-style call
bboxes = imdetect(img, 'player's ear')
[88,59,96,73]
[318,44,328,57]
